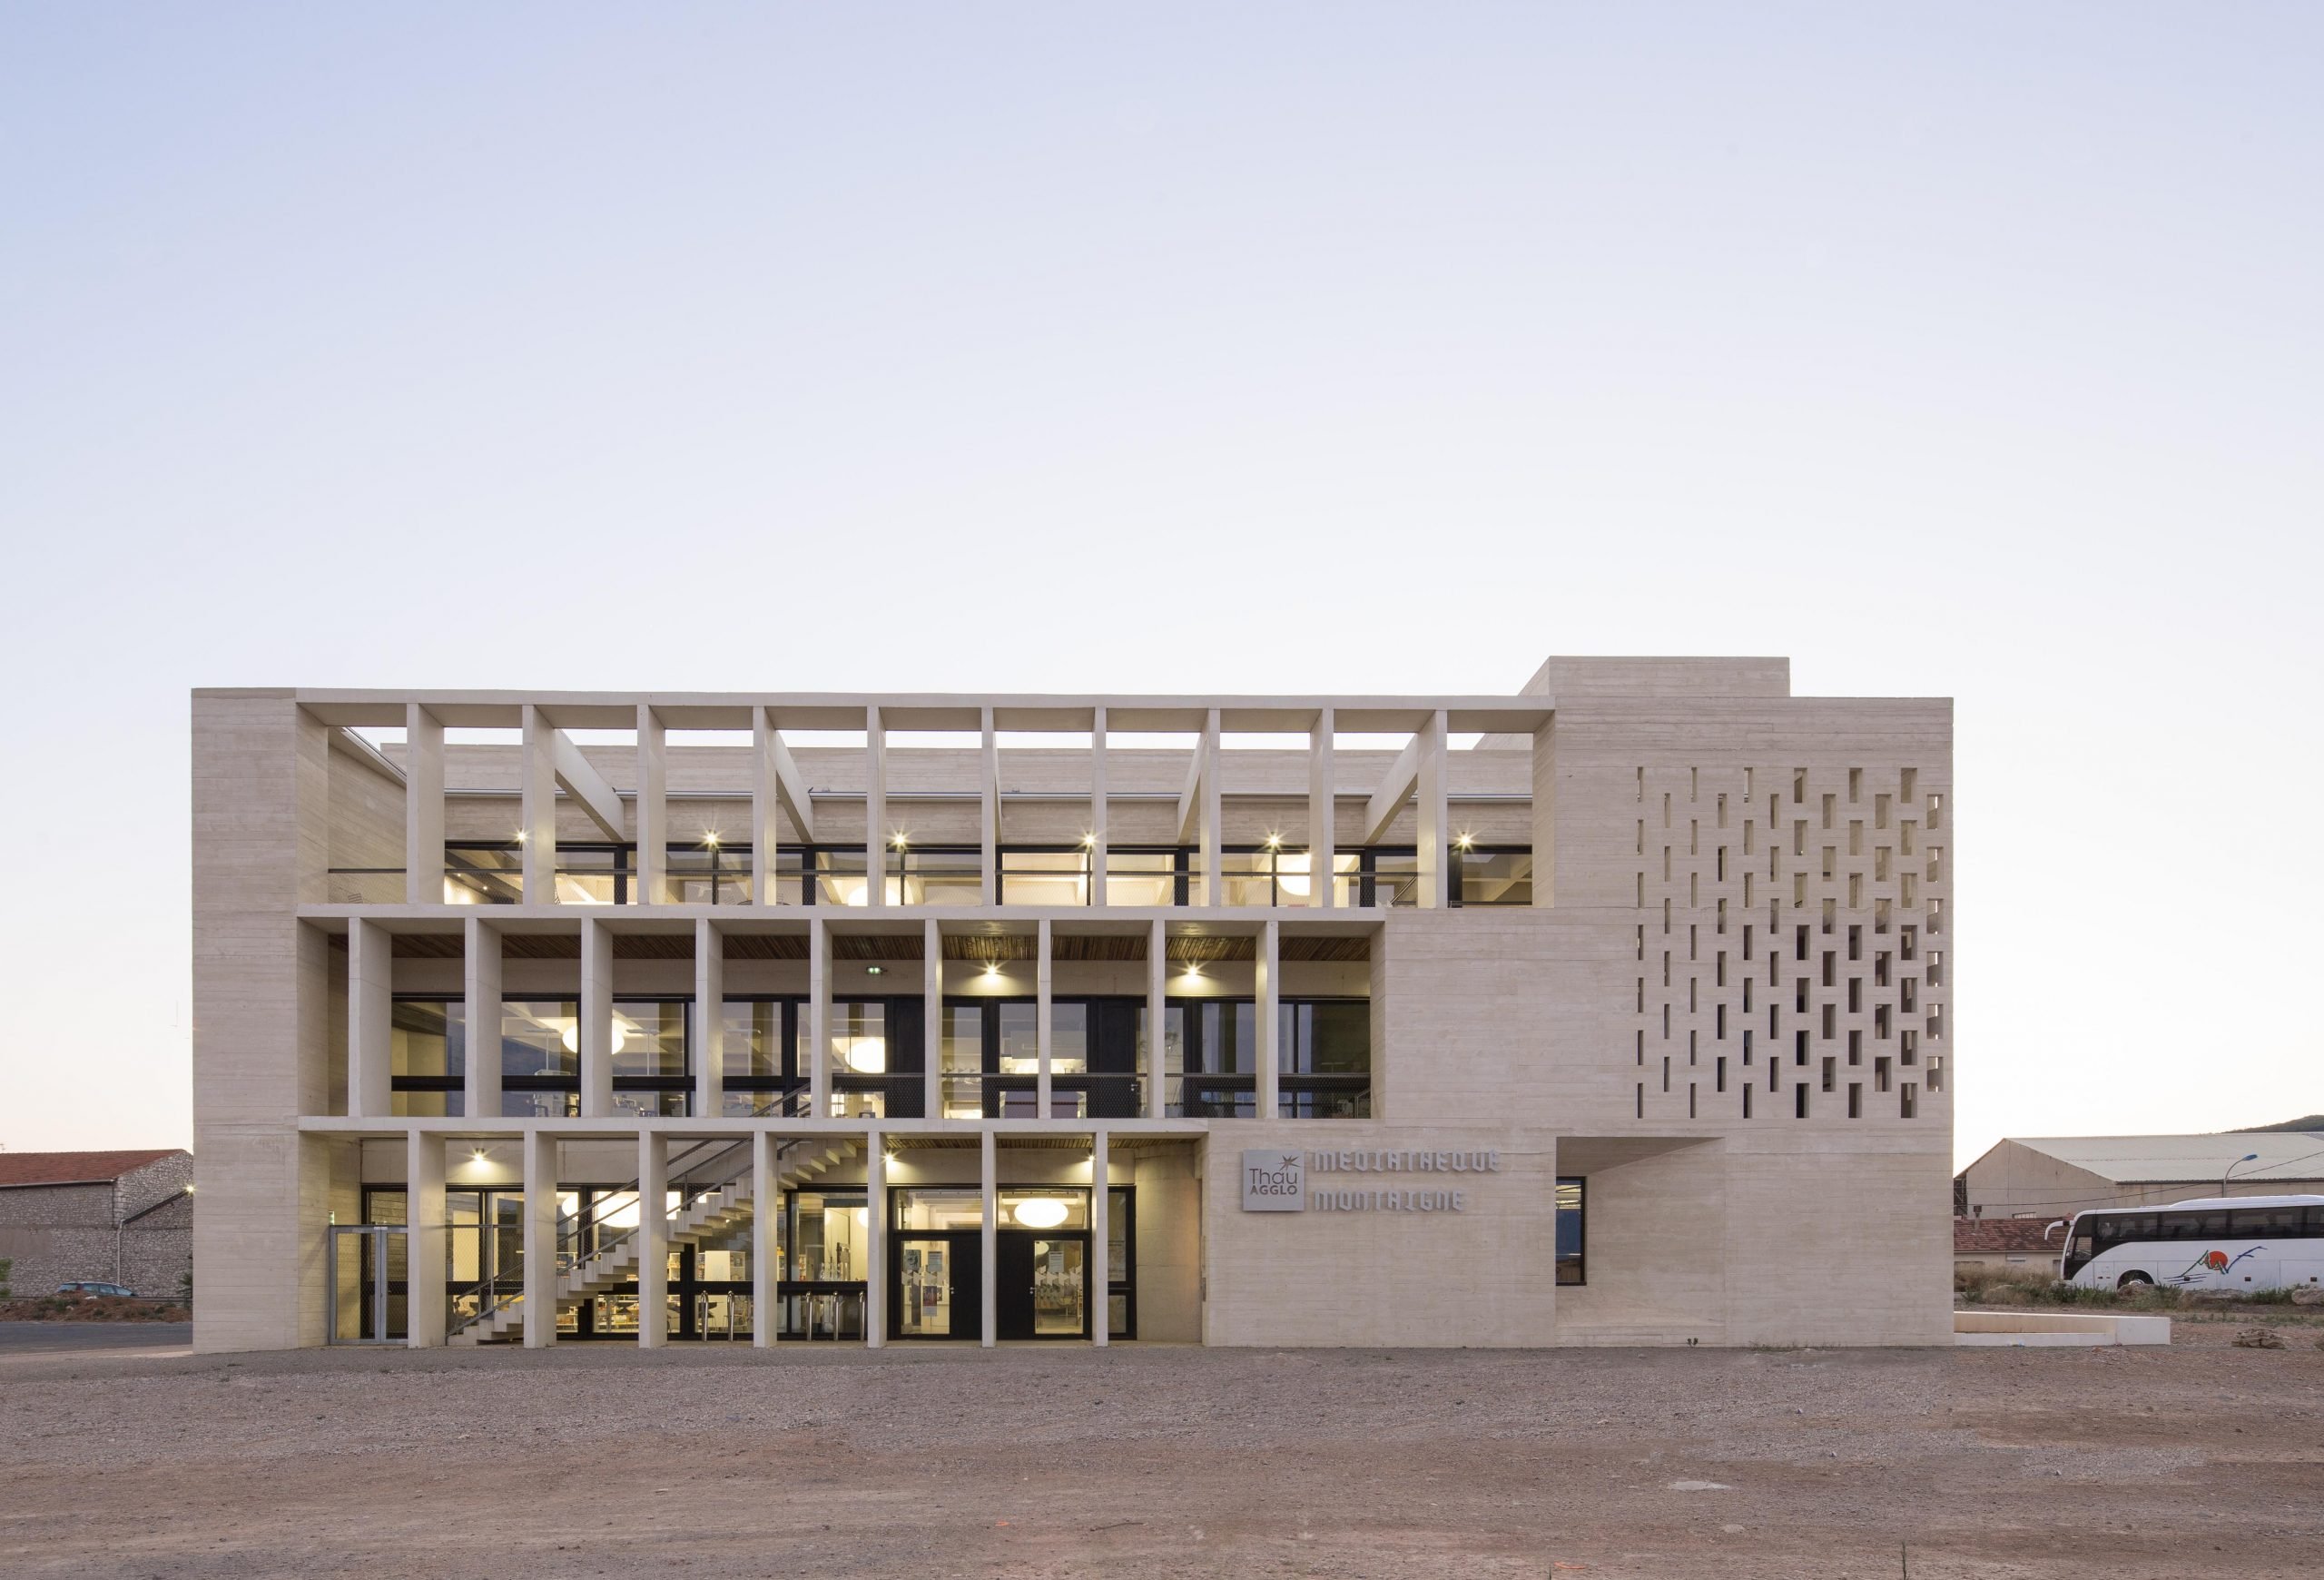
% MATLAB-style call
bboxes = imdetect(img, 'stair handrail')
[445,1088,822,1341]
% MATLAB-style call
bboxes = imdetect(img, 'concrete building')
[190,657,1954,1353]
[1952,1216,2055,1276]
[0,1150,194,1298]
[1961,1133,2324,1220]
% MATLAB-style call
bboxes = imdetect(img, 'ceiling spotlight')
[864,964,884,976]
[704,832,720,847]
[471,1148,489,1164]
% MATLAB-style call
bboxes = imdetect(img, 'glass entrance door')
[996,1232,1088,1340]
[892,1232,981,1340]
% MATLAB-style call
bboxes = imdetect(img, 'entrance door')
[892,1232,981,1341]
[996,1233,1088,1340]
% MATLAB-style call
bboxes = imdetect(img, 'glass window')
[500,999,579,1119]
[791,1192,869,1281]
[893,1189,984,1231]
[390,998,464,1118]
[1555,1178,1586,1285]
[1000,1189,1088,1230]
[1050,1003,1088,1075]
[996,1003,1039,1074]
[940,1003,983,1119]
[612,999,690,1118]
[721,999,796,1116]
[832,1002,889,1079]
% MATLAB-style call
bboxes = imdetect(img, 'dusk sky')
[3,5,2318,1164]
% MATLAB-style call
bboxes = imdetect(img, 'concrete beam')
[1088,706,1108,908]
[752,1131,777,1348]
[520,705,557,903]
[579,920,613,1119]
[1090,1129,1109,1348]
[1036,917,1053,1118]
[521,1130,557,1348]
[553,731,628,842]
[808,918,830,1117]
[1146,918,1166,1120]
[349,918,393,1120]
[636,1131,667,1348]
[980,1130,997,1348]
[463,917,502,1119]
[1416,708,1448,909]
[864,704,886,909]
[695,917,723,1119]
[923,919,943,1121]
[863,1131,885,1348]
[406,1130,447,1348]
[1363,731,1425,844]
[753,707,814,904]
[980,707,999,906]
[635,706,667,904]
[1256,918,1280,1117]
[404,705,444,906]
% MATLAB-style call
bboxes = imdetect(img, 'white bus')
[2056,1194,2324,1292]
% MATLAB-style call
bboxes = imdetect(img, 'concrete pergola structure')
[297,690,1555,914]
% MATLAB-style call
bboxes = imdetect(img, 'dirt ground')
[3,1317,2320,1579]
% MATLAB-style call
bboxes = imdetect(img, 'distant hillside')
[2234,1115,2324,1133]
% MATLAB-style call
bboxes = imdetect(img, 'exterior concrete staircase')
[448,1136,850,1346]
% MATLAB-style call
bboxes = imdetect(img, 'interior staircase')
[448,1134,851,1346]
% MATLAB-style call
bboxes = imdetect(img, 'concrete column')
[1530,717,1555,909]
[579,920,614,1119]
[1256,918,1280,1119]
[1036,917,1053,1118]
[863,1130,885,1348]
[635,705,667,905]
[1146,918,1167,1119]
[694,918,723,1119]
[1417,708,1449,909]
[636,1131,667,1348]
[1088,706,1108,907]
[1308,706,1334,909]
[808,917,831,1117]
[349,918,393,1119]
[753,707,778,906]
[521,1129,557,1348]
[1089,1128,1109,1348]
[751,1129,778,1348]
[864,705,887,909]
[979,706,999,906]
[1197,709,1222,907]
[520,704,557,903]
[405,704,444,906]
[980,1129,997,1348]
[463,917,502,1119]
[922,919,943,1121]
[406,1129,447,1348]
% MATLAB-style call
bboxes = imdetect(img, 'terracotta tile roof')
[1955,1216,2059,1254]
[0,1150,186,1189]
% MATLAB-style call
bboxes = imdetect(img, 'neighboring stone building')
[0,1150,194,1298]
[192,657,1954,1353]
[1953,1215,2056,1275]
[1960,1133,2324,1220]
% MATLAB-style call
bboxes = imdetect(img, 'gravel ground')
[2,1318,2320,1579]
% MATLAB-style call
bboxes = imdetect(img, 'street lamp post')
[2221,1151,2260,1198]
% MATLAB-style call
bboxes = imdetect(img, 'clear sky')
[2,5,2317,1166]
